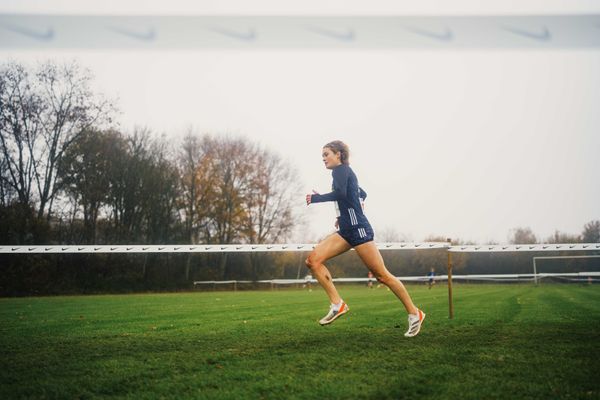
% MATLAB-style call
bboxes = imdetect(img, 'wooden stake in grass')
[447,238,454,319]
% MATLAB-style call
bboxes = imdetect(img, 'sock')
[332,300,343,310]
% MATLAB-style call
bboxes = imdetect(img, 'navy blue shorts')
[337,225,374,247]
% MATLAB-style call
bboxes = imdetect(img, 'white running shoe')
[404,309,426,337]
[319,301,349,325]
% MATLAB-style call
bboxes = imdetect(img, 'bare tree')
[245,148,300,244]
[57,128,122,243]
[34,61,116,220]
[545,230,581,244]
[582,220,600,243]
[0,63,40,209]
[106,128,154,242]
[202,136,255,244]
[378,226,413,242]
[243,147,301,279]
[99,128,182,244]
[0,60,116,226]
[178,131,220,280]
[509,227,537,244]
[0,150,15,207]
[141,134,180,244]
[179,130,200,243]
[178,129,220,244]
[182,135,302,278]
[202,136,255,278]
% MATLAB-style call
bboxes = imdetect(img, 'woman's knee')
[305,253,322,269]
[373,270,396,285]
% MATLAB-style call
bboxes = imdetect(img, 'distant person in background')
[427,268,436,289]
[303,273,313,292]
[305,140,426,337]
[367,271,374,289]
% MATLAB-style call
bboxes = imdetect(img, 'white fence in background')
[2,242,598,254]
[193,272,600,288]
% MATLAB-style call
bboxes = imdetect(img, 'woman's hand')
[306,190,319,205]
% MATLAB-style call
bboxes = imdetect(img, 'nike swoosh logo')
[307,26,355,42]
[109,26,156,42]
[210,27,256,42]
[503,26,551,41]
[405,26,453,42]
[1,23,54,41]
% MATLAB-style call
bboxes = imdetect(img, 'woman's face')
[322,147,341,169]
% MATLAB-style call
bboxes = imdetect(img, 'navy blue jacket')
[311,164,370,230]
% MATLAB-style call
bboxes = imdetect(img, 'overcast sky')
[1,1,599,244]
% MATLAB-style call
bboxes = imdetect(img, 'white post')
[533,257,538,285]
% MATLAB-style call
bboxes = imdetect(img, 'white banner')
[0,242,449,254]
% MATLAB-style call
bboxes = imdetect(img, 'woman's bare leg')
[305,233,352,304]
[354,241,418,315]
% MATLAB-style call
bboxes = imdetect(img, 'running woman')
[305,140,425,337]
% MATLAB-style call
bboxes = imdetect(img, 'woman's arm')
[359,187,367,200]
[309,167,349,204]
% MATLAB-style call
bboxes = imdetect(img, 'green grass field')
[1,284,599,399]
